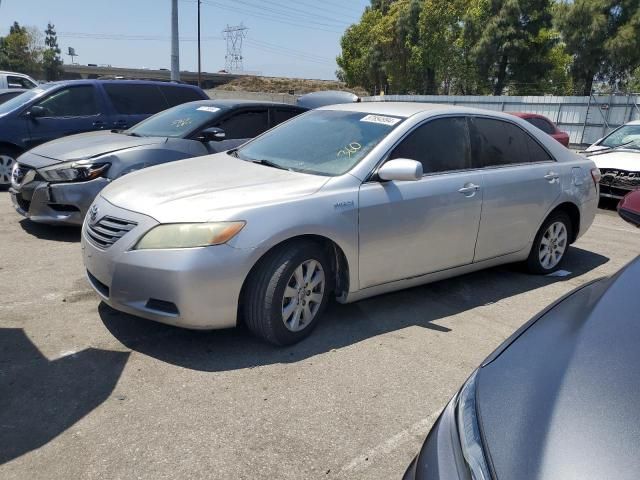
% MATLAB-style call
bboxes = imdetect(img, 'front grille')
[87,216,137,249]
[600,169,640,190]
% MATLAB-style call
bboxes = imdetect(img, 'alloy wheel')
[281,259,325,332]
[539,221,568,270]
[0,155,15,185]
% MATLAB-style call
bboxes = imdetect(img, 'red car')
[619,190,640,227]
[511,112,570,147]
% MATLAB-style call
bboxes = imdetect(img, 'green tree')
[472,0,556,95]
[0,21,42,77]
[43,22,63,81]
[556,0,640,95]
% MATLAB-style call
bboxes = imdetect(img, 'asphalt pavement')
[1,190,639,480]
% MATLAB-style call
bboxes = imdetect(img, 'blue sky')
[0,0,370,79]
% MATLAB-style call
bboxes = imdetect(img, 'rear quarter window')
[104,84,168,115]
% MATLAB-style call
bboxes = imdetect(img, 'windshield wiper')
[585,140,636,156]
[126,132,143,137]
[251,159,289,171]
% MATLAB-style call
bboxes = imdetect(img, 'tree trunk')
[582,71,595,96]
[424,68,436,94]
[493,54,509,96]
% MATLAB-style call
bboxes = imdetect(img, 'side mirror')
[27,105,47,119]
[618,191,640,228]
[197,127,226,142]
[378,159,423,182]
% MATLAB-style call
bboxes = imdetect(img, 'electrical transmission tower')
[222,24,248,72]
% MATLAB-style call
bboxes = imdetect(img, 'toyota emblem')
[89,205,99,224]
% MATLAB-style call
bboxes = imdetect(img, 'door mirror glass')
[198,127,226,142]
[378,159,423,182]
[28,105,47,118]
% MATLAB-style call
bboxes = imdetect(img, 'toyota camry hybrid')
[82,102,599,345]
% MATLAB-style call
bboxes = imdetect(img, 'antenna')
[222,23,248,72]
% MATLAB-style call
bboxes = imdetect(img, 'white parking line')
[340,408,442,475]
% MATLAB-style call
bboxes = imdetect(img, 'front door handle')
[544,171,560,182]
[458,183,480,196]
[93,120,106,128]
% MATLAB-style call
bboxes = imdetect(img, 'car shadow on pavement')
[0,328,130,465]
[18,219,81,242]
[99,246,608,373]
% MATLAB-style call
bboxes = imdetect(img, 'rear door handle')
[113,120,128,128]
[458,183,480,195]
[544,171,560,182]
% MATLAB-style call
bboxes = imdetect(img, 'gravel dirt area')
[1,189,638,480]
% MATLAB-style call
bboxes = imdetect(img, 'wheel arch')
[238,234,351,319]
[546,201,581,243]
[0,141,23,156]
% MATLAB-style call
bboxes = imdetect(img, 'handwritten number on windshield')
[337,142,362,159]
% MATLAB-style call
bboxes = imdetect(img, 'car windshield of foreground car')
[235,110,403,176]
[0,85,52,115]
[600,125,640,150]
[125,102,223,138]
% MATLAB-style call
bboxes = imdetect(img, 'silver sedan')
[82,103,599,345]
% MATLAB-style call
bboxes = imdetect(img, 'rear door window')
[215,109,269,139]
[34,85,101,117]
[468,117,530,167]
[525,117,555,135]
[389,117,471,174]
[159,85,205,107]
[104,84,168,115]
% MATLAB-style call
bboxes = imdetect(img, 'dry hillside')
[214,76,368,96]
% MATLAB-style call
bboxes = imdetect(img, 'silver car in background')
[82,103,599,345]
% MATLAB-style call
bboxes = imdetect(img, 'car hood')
[590,150,640,171]
[22,131,166,167]
[476,257,640,480]
[100,153,331,223]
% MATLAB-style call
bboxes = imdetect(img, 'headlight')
[39,160,110,182]
[133,222,245,250]
[457,370,492,480]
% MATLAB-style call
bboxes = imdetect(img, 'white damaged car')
[585,120,640,199]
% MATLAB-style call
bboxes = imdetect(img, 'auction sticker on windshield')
[360,114,401,126]
[197,106,221,113]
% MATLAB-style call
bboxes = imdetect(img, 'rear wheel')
[244,241,333,345]
[0,148,18,186]
[526,212,572,274]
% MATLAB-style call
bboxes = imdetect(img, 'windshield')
[0,86,51,116]
[236,110,403,176]
[127,102,225,138]
[600,124,640,150]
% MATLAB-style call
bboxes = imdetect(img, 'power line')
[198,0,343,34]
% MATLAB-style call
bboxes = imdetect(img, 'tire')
[0,146,19,186]
[526,212,572,274]
[244,241,333,346]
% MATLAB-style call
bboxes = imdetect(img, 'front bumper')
[82,196,253,330]
[10,177,109,225]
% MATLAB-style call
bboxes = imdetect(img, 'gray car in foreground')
[82,102,599,345]
[404,250,640,480]
[9,100,305,225]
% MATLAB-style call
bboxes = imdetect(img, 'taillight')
[591,168,601,187]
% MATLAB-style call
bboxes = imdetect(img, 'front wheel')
[526,212,572,274]
[0,149,18,186]
[243,241,333,346]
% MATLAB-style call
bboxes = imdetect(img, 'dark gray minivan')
[0,79,207,185]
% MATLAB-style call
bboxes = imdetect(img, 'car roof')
[625,120,640,126]
[318,101,531,121]
[0,71,32,77]
[0,88,26,93]
[190,99,305,109]
[510,112,553,121]
[43,79,204,89]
